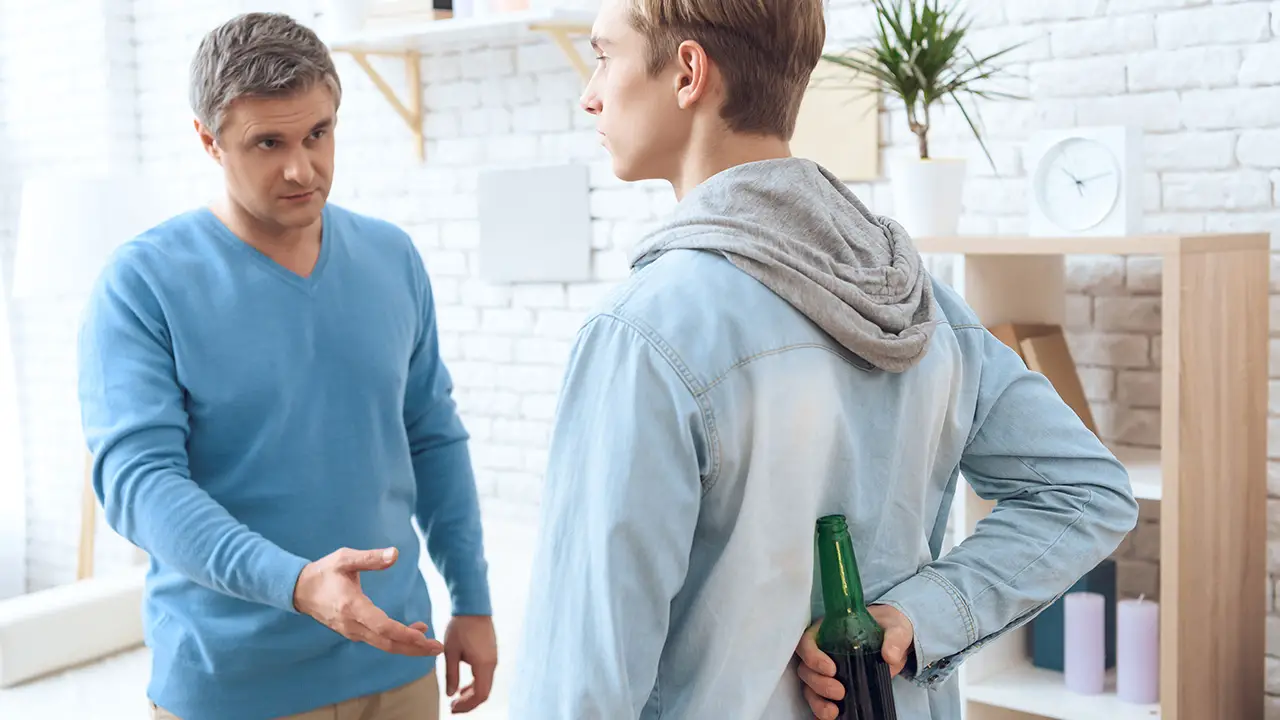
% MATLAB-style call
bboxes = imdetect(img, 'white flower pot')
[887,156,967,238]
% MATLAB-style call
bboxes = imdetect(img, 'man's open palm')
[293,546,444,657]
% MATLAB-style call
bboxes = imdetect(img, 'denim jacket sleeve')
[875,326,1140,687]
[510,313,711,718]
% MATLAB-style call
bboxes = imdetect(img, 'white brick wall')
[1,0,1278,706]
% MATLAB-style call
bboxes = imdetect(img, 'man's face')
[582,0,691,183]
[198,84,336,232]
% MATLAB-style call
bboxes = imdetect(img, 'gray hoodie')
[629,157,938,372]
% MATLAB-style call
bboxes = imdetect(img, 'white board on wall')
[791,54,880,182]
[477,163,592,284]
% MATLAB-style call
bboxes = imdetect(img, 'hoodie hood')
[630,157,938,372]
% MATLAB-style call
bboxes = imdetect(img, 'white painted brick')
[464,390,521,417]
[1203,213,1280,237]
[1125,256,1163,294]
[493,419,551,446]
[520,393,560,421]
[1268,615,1280,657]
[503,75,538,106]
[1128,47,1242,92]
[542,130,607,161]
[1239,130,1280,170]
[1068,332,1151,368]
[425,81,481,110]
[434,137,485,165]
[486,133,540,162]
[425,54,462,83]
[1272,418,1280,458]
[1274,0,1280,37]
[1272,338,1280,378]
[494,471,544,506]
[495,365,565,394]
[424,111,461,139]
[1007,0,1105,22]
[962,178,1026,215]
[474,443,526,470]
[592,248,634,281]
[459,107,514,137]
[523,448,550,475]
[1107,0,1202,12]
[1240,44,1280,87]
[591,187,654,220]
[517,41,572,75]
[1095,297,1162,333]
[1182,87,1280,130]
[512,104,572,133]
[437,306,480,332]
[1074,92,1181,133]
[1164,171,1274,211]
[592,220,613,250]
[481,307,535,335]
[1271,461,1280,498]
[965,26,1052,64]
[1050,15,1155,59]
[511,284,567,309]
[462,48,515,80]
[1066,294,1093,329]
[1030,57,1128,98]
[1271,380,1280,416]
[1144,131,1237,171]
[440,221,481,250]
[1156,5,1272,49]
[1268,656,1280,695]
[1118,370,1162,409]
[535,309,588,339]
[462,335,515,363]
[567,282,618,310]
[1066,255,1126,295]
[536,71,587,104]
[1078,366,1116,402]
[1144,214,1208,234]
[425,250,470,277]
[515,338,573,365]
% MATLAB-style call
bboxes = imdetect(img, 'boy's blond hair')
[628,0,825,139]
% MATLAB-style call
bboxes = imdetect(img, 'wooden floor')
[0,498,541,720]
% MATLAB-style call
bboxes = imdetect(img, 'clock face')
[1033,137,1122,232]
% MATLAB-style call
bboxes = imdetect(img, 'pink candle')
[1117,597,1160,703]
[1064,591,1105,694]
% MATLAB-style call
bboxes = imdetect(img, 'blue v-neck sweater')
[77,204,490,720]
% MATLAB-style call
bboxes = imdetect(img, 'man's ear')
[673,40,711,110]
[194,119,223,166]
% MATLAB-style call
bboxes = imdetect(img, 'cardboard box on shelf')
[988,323,1097,436]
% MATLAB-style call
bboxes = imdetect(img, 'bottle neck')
[817,521,867,617]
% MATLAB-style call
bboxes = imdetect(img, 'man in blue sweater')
[77,13,495,720]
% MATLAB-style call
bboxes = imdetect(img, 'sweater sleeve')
[404,251,491,617]
[77,249,310,612]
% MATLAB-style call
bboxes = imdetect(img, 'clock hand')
[1076,172,1113,183]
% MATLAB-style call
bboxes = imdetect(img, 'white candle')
[1064,591,1106,694]
[1117,596,1159,703]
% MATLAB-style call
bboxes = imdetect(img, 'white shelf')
[1110,445,1161,501]
[327,8,596,53]
[966,661,1160,720]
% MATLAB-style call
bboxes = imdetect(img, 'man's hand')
[794,605,916,720]
[293,546,444,657]
[443,614,498,714]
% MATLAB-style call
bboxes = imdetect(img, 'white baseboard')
[0,565,146,688]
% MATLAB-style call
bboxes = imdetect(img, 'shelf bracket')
[337,49,425,161]
[530,22,593,82]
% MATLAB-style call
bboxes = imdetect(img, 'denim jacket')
[508,167,1139,720]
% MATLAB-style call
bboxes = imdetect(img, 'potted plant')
[822,0,1025,238]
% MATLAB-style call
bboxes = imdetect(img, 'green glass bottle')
[815,514,898,720]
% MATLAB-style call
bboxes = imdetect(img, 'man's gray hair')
[190,12,342,136]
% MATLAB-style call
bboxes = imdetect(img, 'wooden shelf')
[945,232,1269,720]
[965,661,1160,720]
[915,233,1266,256]
[327,9,595,160]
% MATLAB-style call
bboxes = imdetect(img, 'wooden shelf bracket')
[530,21,593,81]
[339,49,425,161]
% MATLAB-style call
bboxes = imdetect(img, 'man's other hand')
[443,614,498,714]
[794,605,916,719]
[293,546,444,657]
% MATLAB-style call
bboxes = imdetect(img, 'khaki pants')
[150,670,440,720]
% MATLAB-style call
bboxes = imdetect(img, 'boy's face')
[582,0,692,183]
